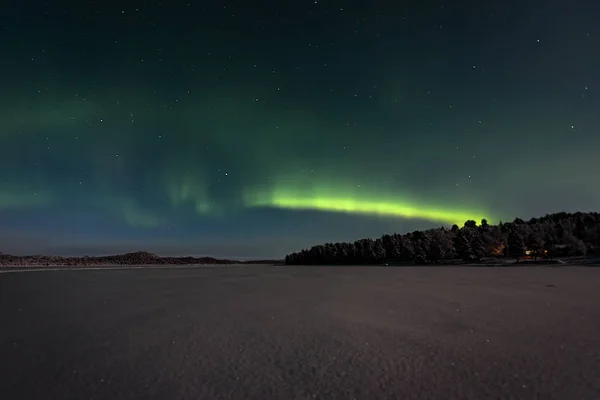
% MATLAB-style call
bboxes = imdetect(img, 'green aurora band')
[243,180,492,226]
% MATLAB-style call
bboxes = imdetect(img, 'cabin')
[522,249,548,259]
[523,244,569,259]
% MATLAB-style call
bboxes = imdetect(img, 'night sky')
[1,1,599,258]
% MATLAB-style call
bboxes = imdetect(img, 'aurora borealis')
[1,1,599,258]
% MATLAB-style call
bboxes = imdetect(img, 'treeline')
[284,212,600,265]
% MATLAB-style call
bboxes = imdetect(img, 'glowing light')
[243,178,492,226]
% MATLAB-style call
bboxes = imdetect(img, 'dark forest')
[284,212,600,265]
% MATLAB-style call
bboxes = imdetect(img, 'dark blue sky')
[1,0,599,258]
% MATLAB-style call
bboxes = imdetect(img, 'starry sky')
[1,0,599,258]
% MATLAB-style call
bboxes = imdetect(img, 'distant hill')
[0,251,277,267]
[0,250,285,267]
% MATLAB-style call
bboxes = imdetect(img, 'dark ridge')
[0,251,241,267]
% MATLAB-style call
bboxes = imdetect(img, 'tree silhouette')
[428,228,455,263]
[464,220,477,229]
[526,230,545,262]
[453,228,473,262]
[508,229,526,263]
[410,231,431,264]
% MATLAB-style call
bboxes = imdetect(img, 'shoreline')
[1,262,597,274]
